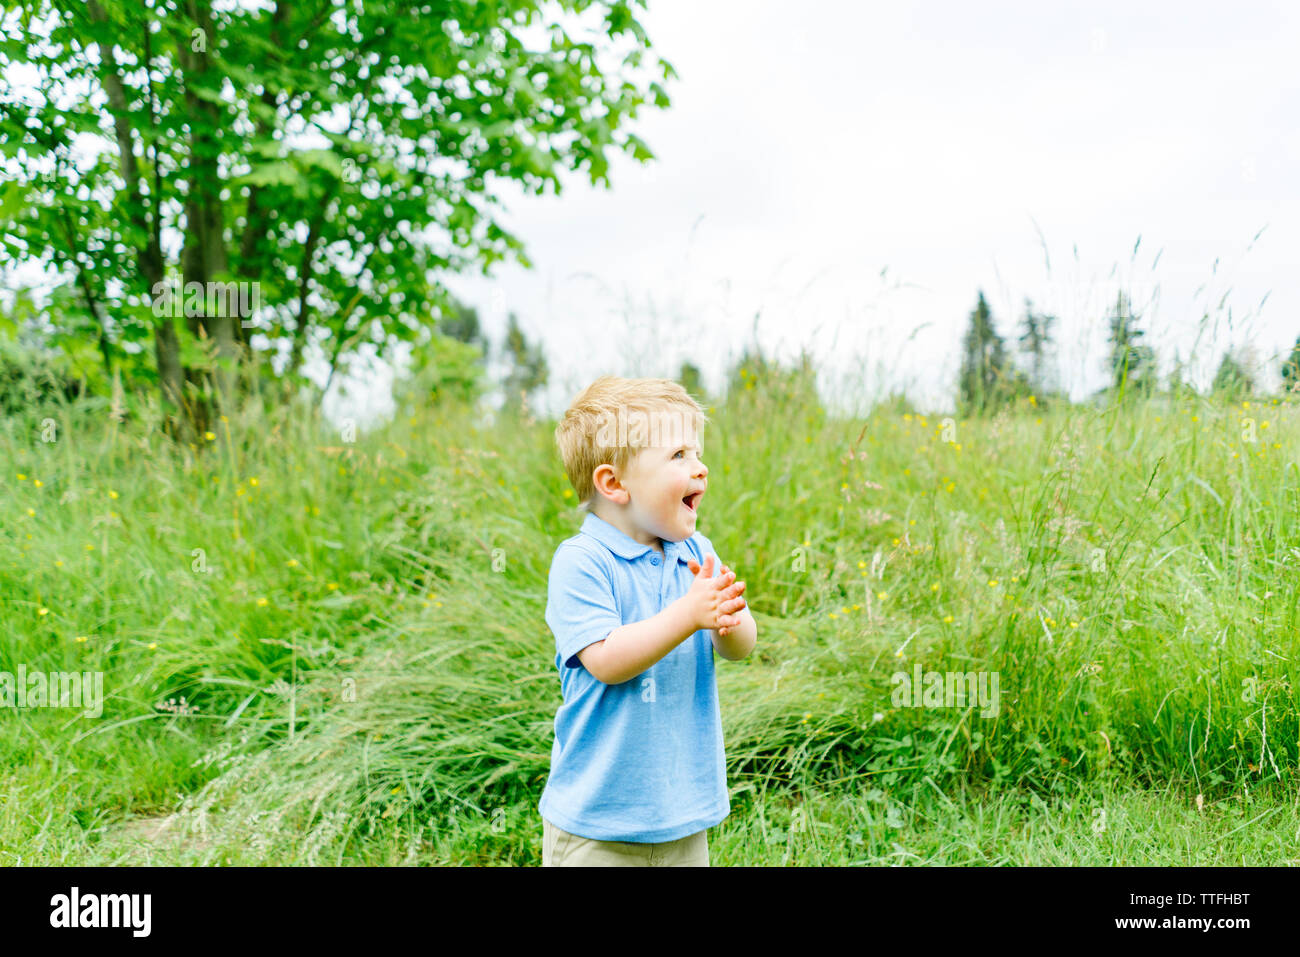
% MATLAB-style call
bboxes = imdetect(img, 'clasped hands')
[684,554,748,637]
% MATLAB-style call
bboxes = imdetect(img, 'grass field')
[3,374,1299,865]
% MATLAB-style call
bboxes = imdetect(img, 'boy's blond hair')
[555,376,709,511]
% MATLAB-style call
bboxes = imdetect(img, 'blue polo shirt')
[538,511,731,843]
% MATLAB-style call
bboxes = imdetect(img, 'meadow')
[3,371,1299,865]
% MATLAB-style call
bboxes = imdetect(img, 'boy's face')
[613,429,708,545]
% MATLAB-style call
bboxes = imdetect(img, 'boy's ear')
[591,463,629,504]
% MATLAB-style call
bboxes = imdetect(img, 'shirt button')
[651,557,660,565]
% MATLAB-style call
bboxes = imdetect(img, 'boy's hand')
[684,555,747,635]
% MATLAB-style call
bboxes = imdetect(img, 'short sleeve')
[688,531,723,578]
[545,544,624,669]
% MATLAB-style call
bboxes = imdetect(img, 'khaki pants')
[542,817,710,867]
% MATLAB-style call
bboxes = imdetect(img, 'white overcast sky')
[431,0,1300,423]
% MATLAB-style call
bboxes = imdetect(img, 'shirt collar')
[580,511,691,564]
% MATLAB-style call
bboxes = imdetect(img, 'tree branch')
[237,0,289,272]
[287,211,325,378]
[319,245,379,401]
[54,198,113,384]
[319,288,368,402]
[86,0,164,288]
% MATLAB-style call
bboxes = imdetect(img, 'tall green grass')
[2,372,1298,863]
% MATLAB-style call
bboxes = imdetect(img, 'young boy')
[539,376,758,866]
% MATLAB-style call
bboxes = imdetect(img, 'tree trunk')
[154,315,191,441]
[176,0,241,427]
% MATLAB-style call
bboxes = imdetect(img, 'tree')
[1281,335,1300,394]
[0,285,88,414]
[1016,298,1057,397]
[437,297,488,354]
[677,361,704,403]
[399,329,487,409]
[958,291,1016,415]
[389,291,488,408]
[501,312,548,413]
[725,340,825,431]
[1166,350,1197,400]
[0,0,675,440]
[1106,292,1156,397]
[1212,349,1255,399]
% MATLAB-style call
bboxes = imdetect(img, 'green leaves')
[622,133,653,162]
[296,150,347,179]
[234,161,299,189]
[0,181,28,223]
[647,81,670,109]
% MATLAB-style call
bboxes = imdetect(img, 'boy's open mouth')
[681,492,703,513]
